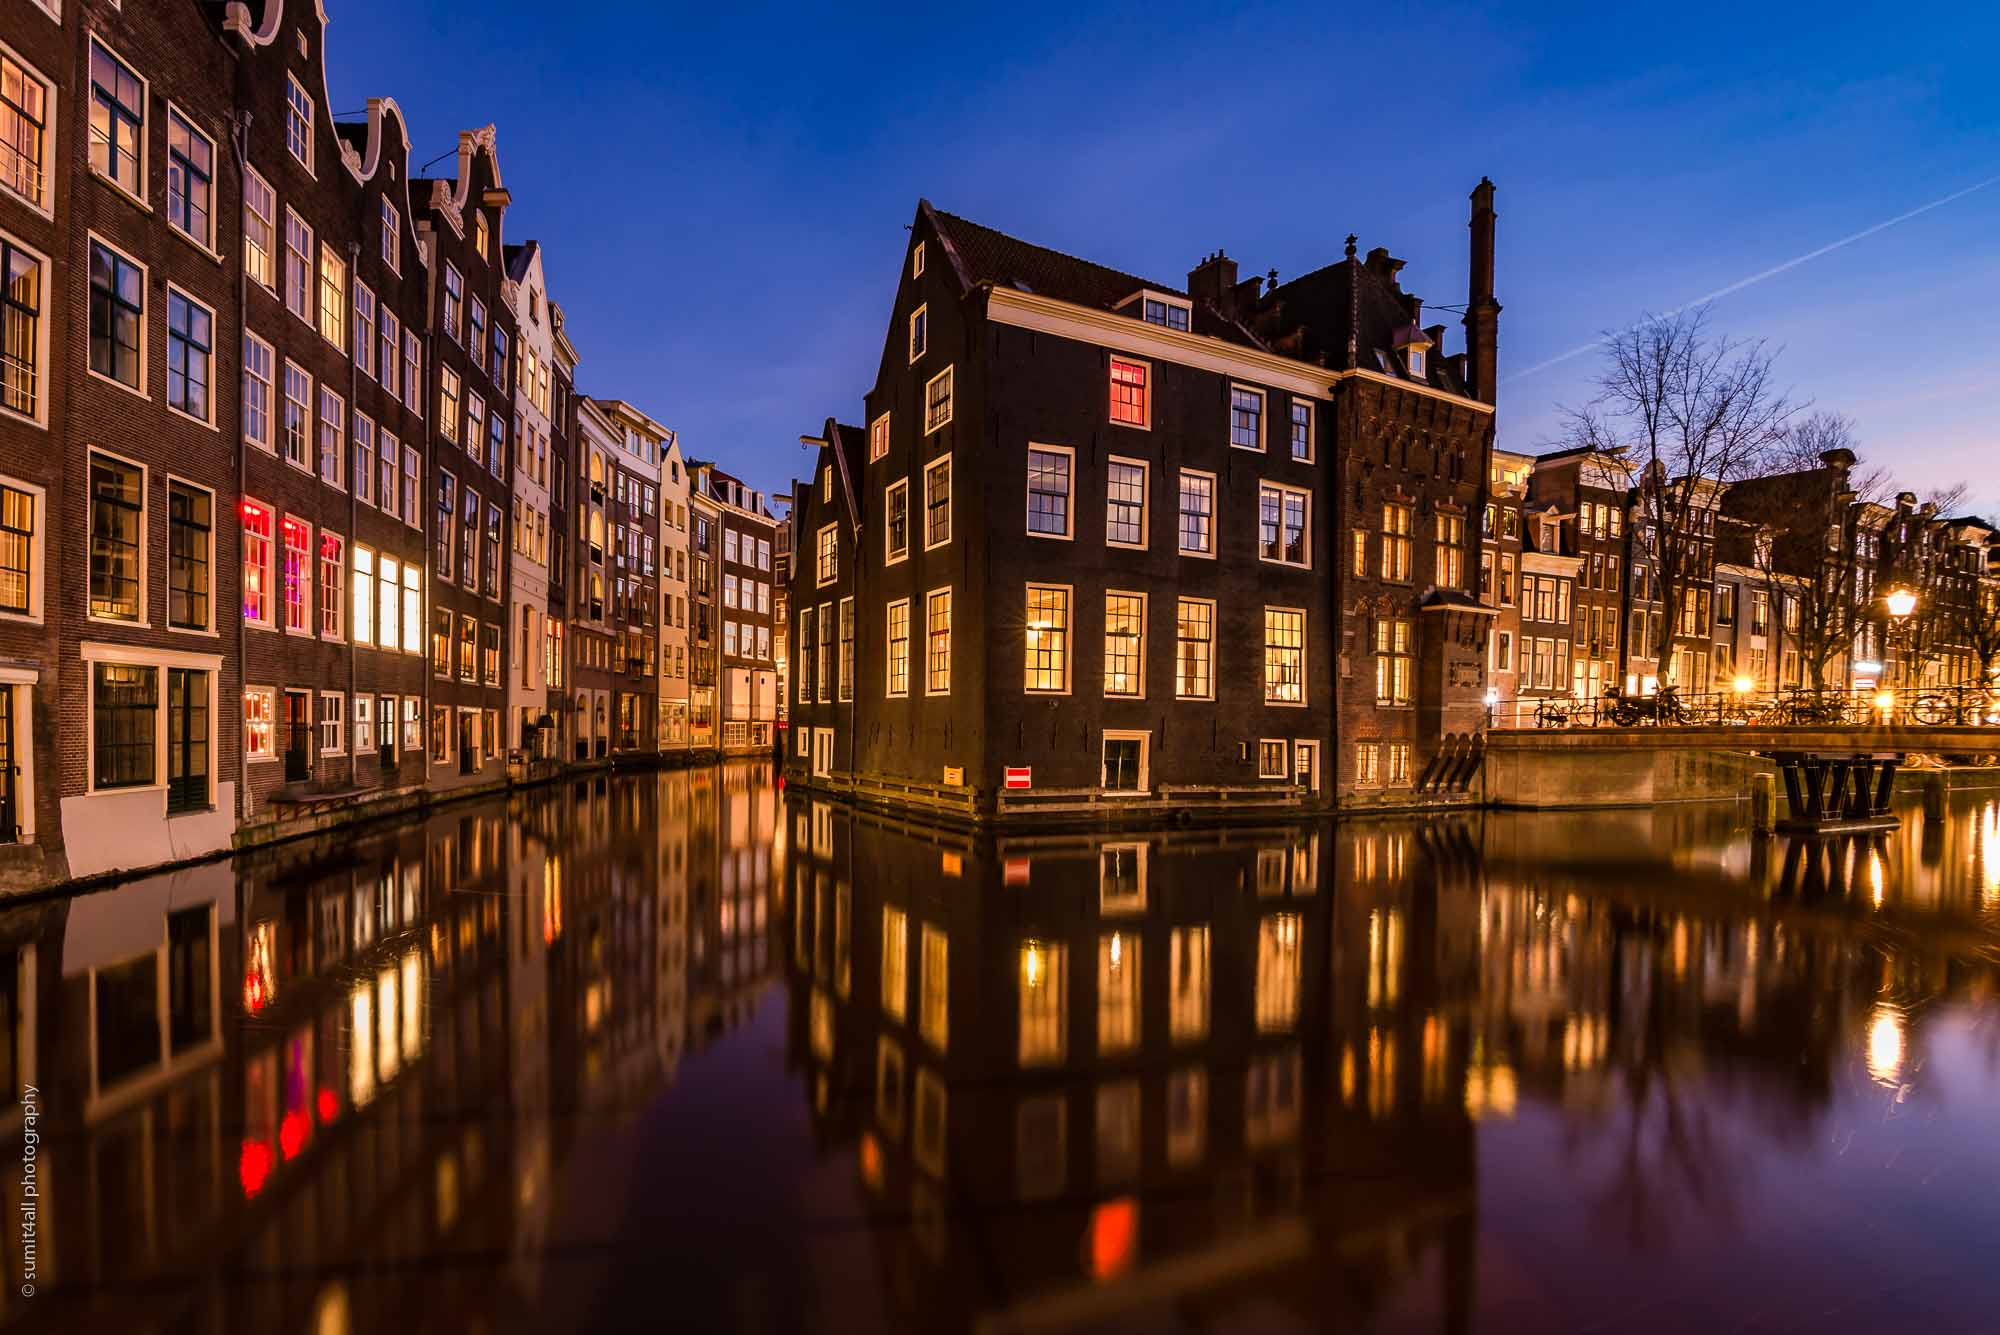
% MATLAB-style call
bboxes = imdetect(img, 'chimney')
[1364,246,1405,289]
[1464,176,1500,405]
[1187,250,1239,319]
[1424,323,1446,353]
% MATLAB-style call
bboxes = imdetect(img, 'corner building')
[788,184,1498,819]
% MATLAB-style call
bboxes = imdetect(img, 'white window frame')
[1023,582,1074,695]
[163,284,217,428]
[1258,480,1313,571]
[1103,590,1147,699]
[924,365,953,435]
[285,73,314,173]
[924,586,952,697]
[242,329,274,452]
[163,102,216,254]
[1174,595,1216,701]
[1100,729,1150,795]
[1264,605,1309,708]
[1025,443,1075,542]
[1176,468,1216,559]
[85,446,147,628]
[1108,355,1151,431]
[908,304,927,363]
[884,477,909,566]
[319,690,345,756]
[283,207,312,326]
[1288,399,1315,463]
[85,36,147,209]
[1104,455,1149,551]
[869,410,890,463]
[922,454,952,552]
[241,496,274,629]
[911,241,924,278]
[0,42,56,217]
[380,196,400,273]
[885,597,911,699]
[0,472,47,624]
[816,522,838,587]
[1229,384,1266,452]
[0,227,51,428]
[85,232,147,401]
[242,164,276,291]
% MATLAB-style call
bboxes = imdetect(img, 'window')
[92,663,155,790]
[924,365,953,434]
[1176,598,1214,700]
[166,109,213,248]
[403,446,420,527]
[167,482,210,631]
[882,906,909,1021]
[353,283,375,379]
[1381,503,1413,581]
[241,500,272,626]
[1230,386,1264,450]
[886,598,910,697]
[1102,733,1147,794]
[242,332,273,449]
[1109,357,1149,428]
[1351,528,1369,578]
[466,393,485,459]
[1259,740,1287,779]
[924,456,952,549]
[317,245,345,349]
[437,365,462,444]
[1141,295,1190,330]
[318,386,344,487]
[1176,470,1215,556]
[484,504,501,595]
[318,531,343,640]
[280,361,311,467]
[284,209,311,322]
[1289,401,1313,462]
[1388,743,1412,786]
[88,240,143,390]
[432,607,451,676]
[1374,618,1412,705]
[88,40,144,198]
[1105,458,1147,548]
[1258,482,1310,567]
[1408,346,1426,379]
[1025,584,1071,693]
[381,197,400,272]
[1264,608,1305,705]
[378,555,401,652]
[0,481,37,618]
[281,516,310,633]
[352,413,375,506]
[443,263,462,343]
[0,52,50,210]
[284,74,313,170]
[908,304,927,361]
[810,522,837,588]
[352,545,375,646]
[402,697,422,751]
[926,588,952,695]
[468,298,486,369]
[1026,446,1073,538]
[165,290,211,422]
[1435,512,1464,588]
[89,454,142,621]
[838,597,856,701]
[884,478,908,563]
[319,692,344,755]
[1104,592,1145,697]
[243,687,275,761]
[0,237,43,421]
[354,694,377,755]
[165,669,208,814]
[402,330,420,411]
[401,564,421,654]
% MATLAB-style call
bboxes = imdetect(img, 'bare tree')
[1557,307,1795,685]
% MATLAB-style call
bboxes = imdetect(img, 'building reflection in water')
[0,770,1995,1332]
[0,761,782,1333]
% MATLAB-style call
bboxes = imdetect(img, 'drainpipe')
[347,238,360,790]
[231,103,253,826]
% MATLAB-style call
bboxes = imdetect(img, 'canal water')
[2,762,1999,1333]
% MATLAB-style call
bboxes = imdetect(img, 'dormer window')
[1407,347,1426,378]
[1140,295,1190,331]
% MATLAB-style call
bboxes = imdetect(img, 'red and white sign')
[1004,766,1032,789]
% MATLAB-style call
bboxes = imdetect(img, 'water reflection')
[0,773,1996,1332]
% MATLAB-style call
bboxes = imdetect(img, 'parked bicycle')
[1602,684,1689,727]
[1908,685,2000,726]
[1533,698,1580,729]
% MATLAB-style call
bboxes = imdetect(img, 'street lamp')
[1885,586,1917,621]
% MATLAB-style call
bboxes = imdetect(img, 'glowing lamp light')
[1088,1197,1139,1282]
[1483,688,1500,706]
[1874,690,1896,714]
[1886,587,1917,620]
[1733,676,1754,695]
[317,1087,340,1125]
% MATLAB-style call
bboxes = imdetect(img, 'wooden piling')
[1750,772,1777,835]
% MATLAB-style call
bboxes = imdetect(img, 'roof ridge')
[931,206,1185,299]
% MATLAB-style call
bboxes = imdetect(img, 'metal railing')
[1496,684,2000,730]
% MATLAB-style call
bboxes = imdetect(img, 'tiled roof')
[925,204,1267,349]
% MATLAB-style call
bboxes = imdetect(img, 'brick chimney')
[1463,177,1500,405]
[1187,250,1239,319]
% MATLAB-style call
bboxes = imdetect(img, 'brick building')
[1528,447,1630,705]
[503,240,556,757]
[571,395,616,758]
[546,302,577,756]
[415,126,517,787]
[788,183,1499,818]
[695,461,778,753]
[1481,449,1529,721]
[589,397,665,754]
[660,433,690,748]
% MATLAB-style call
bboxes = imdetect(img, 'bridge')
[1481,722,2000,828]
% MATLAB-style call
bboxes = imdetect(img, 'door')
[1293,740,1320,793]
[377,695,396,775]
[0,686,15,842]
[282,690,312,782]
[458,710,477,775]
[1101,732,1147,794]
[811,727,833,778]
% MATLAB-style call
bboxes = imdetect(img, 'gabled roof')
[504,241,538,283]
[924,203,1267,349]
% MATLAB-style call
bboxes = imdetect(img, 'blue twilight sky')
[329,1,2000,512]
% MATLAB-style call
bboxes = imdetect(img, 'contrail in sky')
[1504,172,2000,384]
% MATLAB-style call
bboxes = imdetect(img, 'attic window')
[912,242,924,279]
[296,30,308,58]
[1407,347,1426,378]
[473,212,489,260]
[1141,296,1190,331]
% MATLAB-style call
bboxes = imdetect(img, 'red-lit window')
[281,516,310,633]
[241,500,273,625]
[1109,358,1148,427]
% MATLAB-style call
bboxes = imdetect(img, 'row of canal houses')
[0,0,781,890]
